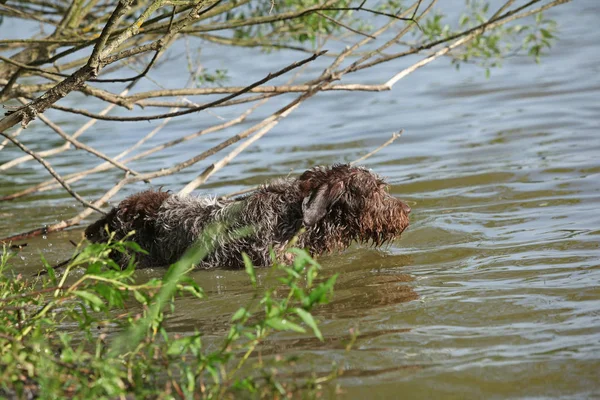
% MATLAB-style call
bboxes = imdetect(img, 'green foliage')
[198,69,230,86]
[219,0,559,76]
[416,1,558,76]
[524,11,558,64]
[0,235,338,398]
[226,0,361,46]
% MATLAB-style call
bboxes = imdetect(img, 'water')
[1,1,599,398]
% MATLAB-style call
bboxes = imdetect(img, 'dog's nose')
[400,201,411,214]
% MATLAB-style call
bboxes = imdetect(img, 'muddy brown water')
[1,1,600,398]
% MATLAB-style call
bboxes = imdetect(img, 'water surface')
[1,1,599,398]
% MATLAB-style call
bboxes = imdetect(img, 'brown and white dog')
[85,164,411,269]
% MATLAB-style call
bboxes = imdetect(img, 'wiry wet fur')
[85,164,411,269]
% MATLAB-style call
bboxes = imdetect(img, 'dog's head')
[298,164,410,246]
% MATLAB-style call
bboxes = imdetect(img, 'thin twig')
[179,83,327,195]
[353,0,567,72]
[0,126,24,151]
[125,83,393,102]
[54,92,279,115]
[220,129,404,200]
[0,133,106,214]
[0,88,130,171]
[26,101,263,197]
[0,75,263,202]
[0,0,216,133]
[321,0,423,31]
[0,179,127,243]
[17,98,143,178]
[315,11,375,39]
[350,130,403,165]
[27,51,327,123]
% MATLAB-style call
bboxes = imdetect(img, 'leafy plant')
[415,0,559,77]
[0,232,338,398]
[198,68,230,86]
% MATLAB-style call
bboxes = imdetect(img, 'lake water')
[1,1,599,398]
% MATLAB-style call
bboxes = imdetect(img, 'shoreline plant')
[0,233,338,399]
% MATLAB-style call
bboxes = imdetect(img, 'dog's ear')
[301,181,344,226]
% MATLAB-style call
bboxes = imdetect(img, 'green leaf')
[536,12,543,24]
[294,308,323,341]
[122,241,148,254]
[231,307,247,322]
[178,277,205,299]
[304,273,338,308]
[95,282,125,308]
[266,317,306,333]
[289,248,320,269]
[41,257,57,286]
[167,335,201,356]
[72,290,105,311]
[206,365,220,383]
[242,253,257,287]
[227,325,241,342]
[133,290,148,305]
[540,28,554,39]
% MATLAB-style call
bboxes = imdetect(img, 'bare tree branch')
[0,133,106,214]
[0,88,130,171]
[179,82,328,194]
[0,0,570,242]
[220,129,404,200]
[350,131,403,166]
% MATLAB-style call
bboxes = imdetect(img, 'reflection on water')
[2,1,600,398]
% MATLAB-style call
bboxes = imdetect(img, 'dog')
[84,164,411,269]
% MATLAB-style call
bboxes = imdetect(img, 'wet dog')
[84,164,411,269]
